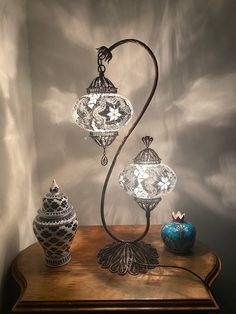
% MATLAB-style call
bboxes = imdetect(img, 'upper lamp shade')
[72,75,133,165]
[119,136,177,210]
[72,93,133,135]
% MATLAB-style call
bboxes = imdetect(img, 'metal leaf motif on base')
[97,241,159,276]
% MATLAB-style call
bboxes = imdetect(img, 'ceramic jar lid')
[37,180,73,220]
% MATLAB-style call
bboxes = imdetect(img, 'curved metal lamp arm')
[99,39,159,243]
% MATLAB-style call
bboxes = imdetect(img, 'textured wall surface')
[1,0,235,313]
[27,1,236,312]
[0,0,40,312]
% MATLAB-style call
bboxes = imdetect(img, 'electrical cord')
[134,261,218,300]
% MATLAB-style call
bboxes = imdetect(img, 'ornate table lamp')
[72,39,177,275]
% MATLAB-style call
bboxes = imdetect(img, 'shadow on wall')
[0,223,20,314]
[27,0,179,223]
[0,0,40,312]
[27,0,236,222]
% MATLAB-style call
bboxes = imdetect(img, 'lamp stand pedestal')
[97,240,159,276]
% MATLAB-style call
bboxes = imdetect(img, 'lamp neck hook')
[96,45,113,77]
[97,58,106,77]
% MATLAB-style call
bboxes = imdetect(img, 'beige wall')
[0,0,236,313]
[27,1,236,313]
[0,0,40,311]
[27,0,236,225]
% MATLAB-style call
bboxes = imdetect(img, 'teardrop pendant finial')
[101,148,108,166]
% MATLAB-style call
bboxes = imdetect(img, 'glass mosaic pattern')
[72,93,133,132]
[119,163,177,199]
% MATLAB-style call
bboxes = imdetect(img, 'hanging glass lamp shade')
[72,75,133,166]
[119,136,177,211]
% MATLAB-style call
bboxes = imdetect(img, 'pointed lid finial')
[40,180,71,216]
[49,179,59,195]
[134,136,161,164]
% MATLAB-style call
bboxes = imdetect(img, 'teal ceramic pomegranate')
[161,211,196,254]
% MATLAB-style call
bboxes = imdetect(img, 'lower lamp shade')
[119,136,177,211]
[119,163,177,200]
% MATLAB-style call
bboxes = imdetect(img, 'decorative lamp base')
[97,241,159,275]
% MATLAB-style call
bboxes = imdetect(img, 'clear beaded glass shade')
[119,163,177,200]
[119,136,177,202]
[72,93,133,133]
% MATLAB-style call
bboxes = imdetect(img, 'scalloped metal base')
[97,241,159,275]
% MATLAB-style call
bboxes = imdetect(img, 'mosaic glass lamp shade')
[119,136,177,211]
[72,74,133,165]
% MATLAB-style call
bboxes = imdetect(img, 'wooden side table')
[11,225,221,313]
